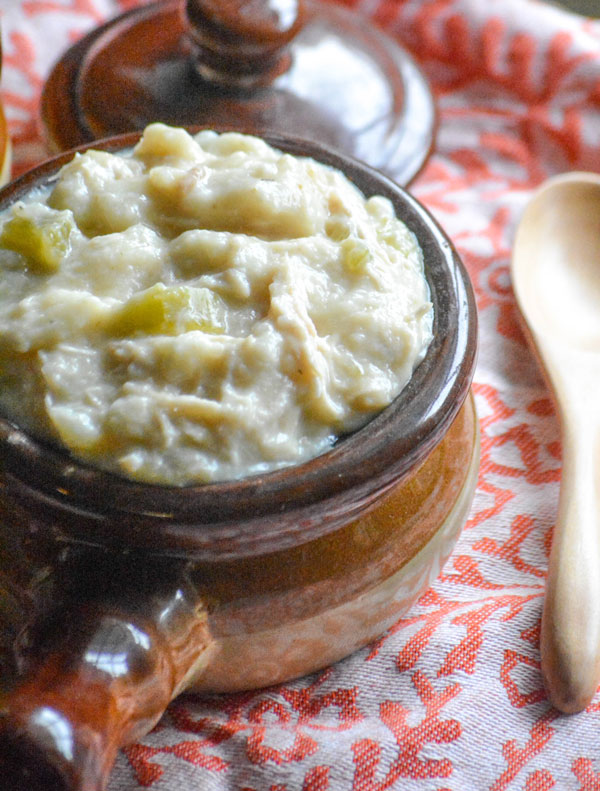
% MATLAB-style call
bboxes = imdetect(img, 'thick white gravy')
[0,124,433,485]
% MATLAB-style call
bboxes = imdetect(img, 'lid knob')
[184,0,306,86]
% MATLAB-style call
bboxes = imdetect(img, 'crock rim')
[0,129,478,557]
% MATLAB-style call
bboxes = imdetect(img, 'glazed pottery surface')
[0,131,478,791]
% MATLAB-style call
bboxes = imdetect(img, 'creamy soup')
[0,124,433,485]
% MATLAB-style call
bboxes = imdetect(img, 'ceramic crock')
[0,132,479,791]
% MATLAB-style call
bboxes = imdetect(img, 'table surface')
[2,1,600,789]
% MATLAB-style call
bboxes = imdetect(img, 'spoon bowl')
[515,175,600,351]
[512,171,600,713]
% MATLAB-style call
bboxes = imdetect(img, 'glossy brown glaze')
[41,0,436,185]
[185,0,306,85]
[0,393,478,702]
[194,394,479,691]
[0,558,213,791]
[0,133,478,790]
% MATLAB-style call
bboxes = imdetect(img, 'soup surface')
[0,124,432,484]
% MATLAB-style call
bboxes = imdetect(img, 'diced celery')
[109,283,225,337]
[0,210,75,274]
[341,238,371,273]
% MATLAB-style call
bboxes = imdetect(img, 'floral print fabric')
[2,0,600,788]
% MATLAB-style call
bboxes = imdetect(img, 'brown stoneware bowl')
[0,132,479,791]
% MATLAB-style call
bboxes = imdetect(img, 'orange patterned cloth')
[2,0,600,788]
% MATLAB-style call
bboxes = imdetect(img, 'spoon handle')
[541,411,600,713]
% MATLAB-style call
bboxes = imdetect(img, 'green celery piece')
[109,283,225,337]
[341,238,371,273]
[0,211,75,274]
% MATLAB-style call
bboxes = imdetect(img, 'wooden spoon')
[512,171,600,713]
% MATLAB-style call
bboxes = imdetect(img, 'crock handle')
[0,559,213,791]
